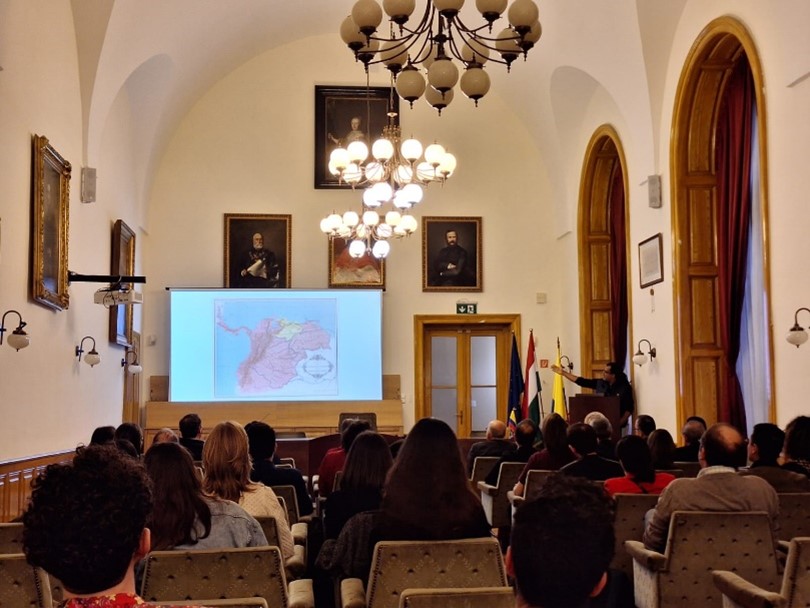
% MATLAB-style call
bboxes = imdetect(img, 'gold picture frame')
[328,239,386,289]
[422,216,483,292]
[224,213,291,288]
[31,135,71,311]
[109,219,136,346]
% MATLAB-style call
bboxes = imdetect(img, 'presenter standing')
[550,361,635,430]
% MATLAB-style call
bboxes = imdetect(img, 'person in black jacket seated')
[484,419,538,486]
[551,362,635,430]
[323,430,392,539]
[672,416,706,462]
[178,413,205,461]
[560,423,624,481]
[245,420,313,517]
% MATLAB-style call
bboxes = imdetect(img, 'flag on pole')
[551,337,568,420]
[507,334,525,431]
[521,330,543,425]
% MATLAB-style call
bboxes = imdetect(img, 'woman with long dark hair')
[648,428,677,471]
[202,421,293,559]
[514,413,575,496]
[323,430,393,539]
[144,442,266,550]
[604,435,675,496]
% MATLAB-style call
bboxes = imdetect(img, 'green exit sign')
[456,302,478,314]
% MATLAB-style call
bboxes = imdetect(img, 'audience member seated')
[323,430,392,539]
[178,412,205,461]
[483,419,538,486]
[604,435,675,497]
[114,422,144,457]
[560,423,624,482]
[672,416,706,462]
[647,428,677,470]
[643,422,779,553]
[202,421,294,560]
[466,419,517,476]
[22,444,164,608]
[633,414,656,441]
[781,415,810,478]
[89,425,115,445]
[585,411,616,460]
[740,422,810,492]
[509,475,633,608]
[317,418,371,498]
[245,420,313,517]
[514,413,575,496]
[144,442,267,551]
[150,427,178,447]
[317,418,490,581]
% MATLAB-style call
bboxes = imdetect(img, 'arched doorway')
[671,17,774,427]
[578,125,632,382]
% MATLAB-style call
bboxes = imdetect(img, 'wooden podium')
[567,395,622,442]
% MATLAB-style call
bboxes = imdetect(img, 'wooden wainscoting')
[0,451,73,522]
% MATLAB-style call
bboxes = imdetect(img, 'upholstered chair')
[477,462,525,528]
[625,511,780,608]
[140,546,314,608]
[713,536,810,608]
[169,600,269,607]
[0,553,52,608]
[777,493,810,545]
[273,485,311,544]
[254,515,306,580]
[611,493,660,580]
[0,522,24,554]
[340,538,508,608]
[469,456,499,485]
[397,586,515,608]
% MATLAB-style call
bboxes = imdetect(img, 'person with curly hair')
[21,444,175,607]
[202,420,293,560]
[509,475,633,608]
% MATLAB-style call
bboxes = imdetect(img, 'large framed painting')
[638,233,664,289]
[109,219,136,347]
[328,238,385,289]
[224,214,291,288]
[422,216,482,292]
[314,85,397,189]
[31,134,71,311]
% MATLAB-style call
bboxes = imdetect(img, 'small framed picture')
[328,239,385,289]
[224,214,291,288]
[638,233,664,288]
[31,135,71,311]
[422,216,482,292]
[109,219,136,347]
[314,85,397,189]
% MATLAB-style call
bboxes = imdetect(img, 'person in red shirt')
[317,419,371,497]
[604,435,675,496]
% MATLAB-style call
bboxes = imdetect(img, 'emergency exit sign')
[456,302,478,314]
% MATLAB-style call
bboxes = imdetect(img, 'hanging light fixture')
[340,0,542,114]
[320,83,456,259]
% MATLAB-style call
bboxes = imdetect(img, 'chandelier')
[320,99,456,259]
[340,0,541,113]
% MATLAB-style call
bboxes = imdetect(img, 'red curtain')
[715,55,755,431]
[609,163,628,366]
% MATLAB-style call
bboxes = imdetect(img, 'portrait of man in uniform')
[224,214,291,288]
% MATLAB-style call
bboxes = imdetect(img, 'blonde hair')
[202,421,253,503]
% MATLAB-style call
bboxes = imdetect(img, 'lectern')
[567,394,622,442]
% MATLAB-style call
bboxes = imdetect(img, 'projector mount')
[68,271,146,306]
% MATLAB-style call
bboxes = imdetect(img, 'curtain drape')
[715,55,755,431]
[609,163,628,367]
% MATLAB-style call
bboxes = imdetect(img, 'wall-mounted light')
[633,339,657,366]
[0,310,30,351]
[75,336,101,367]
[560,355,574,372]
[121,349,142,375]
[786,307,810,348]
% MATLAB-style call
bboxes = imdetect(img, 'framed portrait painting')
[31,135,71,311]
[638,233,664,289]
[422,216,482,292]
[314,85,397,189]
[224,214,291,288]
[328,238,385,289]
[109,219,136,346]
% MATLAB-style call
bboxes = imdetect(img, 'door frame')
[414,314,521,435]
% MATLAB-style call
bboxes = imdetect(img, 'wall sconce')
[560,355,574,372]
[75,336,101,367]
[633,339,657,366]
[786,307,810,348]
[121,349,143,374]
[0,310,30,351]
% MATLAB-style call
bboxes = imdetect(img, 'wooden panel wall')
[0,451,73,523]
